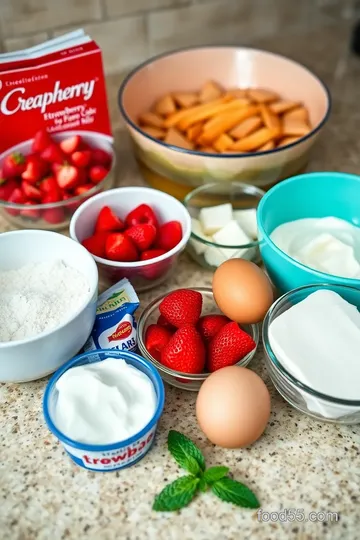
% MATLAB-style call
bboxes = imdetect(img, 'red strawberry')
[59,135,81,155]
[40,176,60,196]
[20,202,40,220]
[42,191,62,204]
[197,314,230,344]
[42,207,65,224]
[159,289,203,328]
[7,188,26,215]
[89,165,109,185]
[207,322,256,372]
[74,184,93,196]
[21,154,48,184]
[21,181,42,201]
[41,143,64,164]
[56,164,81,190]
[91,148,112,167]
[2,152,26,178]
[125,204,158,229]
[32,129,52,153]
[0,178,17,201]
[157,314,176,332]
[157,221,182,252]
[161,326,205,374]
[95,206,124,233]
[124,223,157,252]
[145,324,173,362]
[71,150,91,168]
[141,249,166,261]
[105,233,138,262]
[82,232,109,258]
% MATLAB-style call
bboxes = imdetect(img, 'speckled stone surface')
[1,23,360,540]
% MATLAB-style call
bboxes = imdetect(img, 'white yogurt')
[54,358,157,445]
[269,290,360,418]
[270,217,360,279]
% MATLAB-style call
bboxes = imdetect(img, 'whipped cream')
[54,358,157,445]
[270,217,360,278]
[269,290,360,418]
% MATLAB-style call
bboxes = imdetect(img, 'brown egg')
[213,259,273,324]
[196,366,271,448]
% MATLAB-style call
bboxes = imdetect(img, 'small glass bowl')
[138,287,259,391]
[262,283,360,424]
[183,182,264,270]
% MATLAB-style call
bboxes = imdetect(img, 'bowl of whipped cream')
[43,349,165,471]
[257,171,360,293]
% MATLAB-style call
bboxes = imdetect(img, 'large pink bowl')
[118,46,330,200]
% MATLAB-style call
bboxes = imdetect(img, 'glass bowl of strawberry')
[69,186,192,292]
[0,129,115,230]
[138,287,259,391]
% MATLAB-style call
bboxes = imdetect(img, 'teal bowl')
[257,172,360,293]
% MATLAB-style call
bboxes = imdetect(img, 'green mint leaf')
[168,430,206,473]
[212,477,260,509]
[198,476,208,493]
[153,475,200,512]
[203,466,229,485]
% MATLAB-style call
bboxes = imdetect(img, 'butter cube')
[190,218,211,254]
[199,203,233,235]
[212,220,252,258]
[233,208,258,239]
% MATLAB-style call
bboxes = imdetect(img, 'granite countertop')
[1,24,360,540]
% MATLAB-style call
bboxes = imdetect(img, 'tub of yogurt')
[43,349,165,471]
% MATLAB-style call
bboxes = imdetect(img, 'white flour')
[0,259,90,343]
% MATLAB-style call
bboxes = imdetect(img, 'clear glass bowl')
[183,182,264,271]
[262,283,360,424]
[137,287,259,391]
[0,131,116,231]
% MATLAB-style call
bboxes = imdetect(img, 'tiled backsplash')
[0,0,357,74]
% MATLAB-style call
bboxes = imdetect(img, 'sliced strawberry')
[2,152,26,178]
[95,206,124,233]
[160,325,206,374]
[89,165,109,185]
[159,289,203,328]
[20,201,40,220]
[0,178,17,201]
[124,223,157,252]
[71,150,91,168]
[125,204,158,229]
[157,314,176,332]
[41,143,64,164]
[91,148,112,167]
[51,162,62,176]
[42,207,65,224]
[197,314,230,344]
[32,129,52,153]
[42,191,62,204]
[6,188,26,215]
[105,233,138,262]
[56,164,81,190]
[141,249,166,261]
[21,154,48,184]
[59,135,81,155]
[82,232,109,258]
[74,184,94,196]
[21,181,42,201]
[40,176,60,196]
[207,322,256,372]
[145,324,173,362]
[157,220,182,251]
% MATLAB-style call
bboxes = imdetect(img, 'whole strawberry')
[145,324,173,362]
[161,326,205,374]
[125,223,157,251]
[159,289,203,328]
[207,322,256,372]
[197,314,230,343]
[3,152,26,178]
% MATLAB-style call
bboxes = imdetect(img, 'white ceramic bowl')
[0,230,98,383]
[69,186,192,291]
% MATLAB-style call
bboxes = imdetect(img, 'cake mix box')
[0,30,112,155]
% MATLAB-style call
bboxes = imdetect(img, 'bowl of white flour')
[0,230,98,382]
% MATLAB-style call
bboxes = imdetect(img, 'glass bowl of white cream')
[43,349,165,471]
[262,283,360,424]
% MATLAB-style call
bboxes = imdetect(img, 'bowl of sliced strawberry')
[69,186,192,291]
[0,129,115,230]
[138,287,259,391]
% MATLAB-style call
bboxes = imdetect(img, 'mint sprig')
[153,430,260,512]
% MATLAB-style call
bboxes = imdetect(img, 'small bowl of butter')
[43,349,165,471]
[184,182,264,270]
[262,283,360,424]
